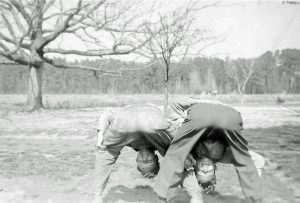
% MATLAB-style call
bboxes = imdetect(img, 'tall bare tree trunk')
[62,70,68,93]
[237,85,245,104]
[95,78,101,93]
[26,64,43,110]
[296,75,300,94]
[164,80,168,116]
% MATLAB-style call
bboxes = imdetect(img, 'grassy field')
[1,94,300,110]
[0,94,300,203]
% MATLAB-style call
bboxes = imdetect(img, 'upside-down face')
[136,148,159,177]
[195,157,216,184]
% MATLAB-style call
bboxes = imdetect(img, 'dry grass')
[0,95,300,202]
[1,94,300,110]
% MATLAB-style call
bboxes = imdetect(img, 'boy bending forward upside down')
[95,99,265,203]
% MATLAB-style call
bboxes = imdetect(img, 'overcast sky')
[115,0,300,61]
[50,0,300,61]
[191,0,300,59]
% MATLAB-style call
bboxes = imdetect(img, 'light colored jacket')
[97,104,172,154]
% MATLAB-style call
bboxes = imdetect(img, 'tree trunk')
[96,78,102,93]
[296,75,300,94]
[237,85,244,104]
[62,70,68,93]
[26,64,43,110]
[164,80,168,116]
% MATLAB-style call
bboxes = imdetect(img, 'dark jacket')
[154,102,263,201]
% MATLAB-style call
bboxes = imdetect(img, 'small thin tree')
[139,2,216,115]
[224,58,256,103]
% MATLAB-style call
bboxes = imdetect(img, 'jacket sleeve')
[168,98,198,121]
[168,98,223,121]
[97,108,113,146]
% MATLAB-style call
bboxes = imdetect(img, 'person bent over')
[154,101,264,203]
[94,104,172,201]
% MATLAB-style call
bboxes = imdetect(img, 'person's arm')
[168,98,198,119]
[184,153,196,171]
[167,98,201,133]
[168,98,223,120]
[97,108,113,148]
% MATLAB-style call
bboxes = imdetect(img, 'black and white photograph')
[0,0,299,202]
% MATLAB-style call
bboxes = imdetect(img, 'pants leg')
[180,170,203,203]
[248,150,265,177]
[229,146,263,200]
[94,146,122,198]
[221,149,265,177]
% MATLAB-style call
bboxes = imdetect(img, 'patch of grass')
[1,94,300,110]
[246,125,300,184]
[0,103,299,202]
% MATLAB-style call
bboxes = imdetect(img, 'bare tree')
[138,2,217,115]
[0,0,154,110]
[225,58,256,102]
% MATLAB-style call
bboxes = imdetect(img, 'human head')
[136,148,159,178]
[194,157,216,184]
[193,139,226,161]
[195,157,217,194]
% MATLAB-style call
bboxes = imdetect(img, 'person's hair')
[192,129,226,162]
[136,159,160,176]
[136,149,159,177]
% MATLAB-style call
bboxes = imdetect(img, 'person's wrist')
[96,145,107,152]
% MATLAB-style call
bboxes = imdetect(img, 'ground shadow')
[103,185,246,203]
[168,191,246,203]
[203,191,246,203]
[103,185,160,203]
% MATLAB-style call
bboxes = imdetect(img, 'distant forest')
[1,49,300,94]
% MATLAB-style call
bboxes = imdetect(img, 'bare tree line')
[1,0,300,111]
[1,49,299,97]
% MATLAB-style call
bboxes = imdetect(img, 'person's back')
[110,104,170,134]
[186,103,243,131]
[95,104,172,200]
[154,100,264,203]
[99,104,171,148]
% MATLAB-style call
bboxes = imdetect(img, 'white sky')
[49,0,300,61]
[194,0,300,59]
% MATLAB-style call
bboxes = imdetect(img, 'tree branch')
[41,0,83,48]
[0,42,30,65]
[42,56,121,72]
[11,6,27,34]
[11,0,32,24]
[0,31,30,49]
[1,13,17,42]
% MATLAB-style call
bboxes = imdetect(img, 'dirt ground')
[0,104,299,203]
